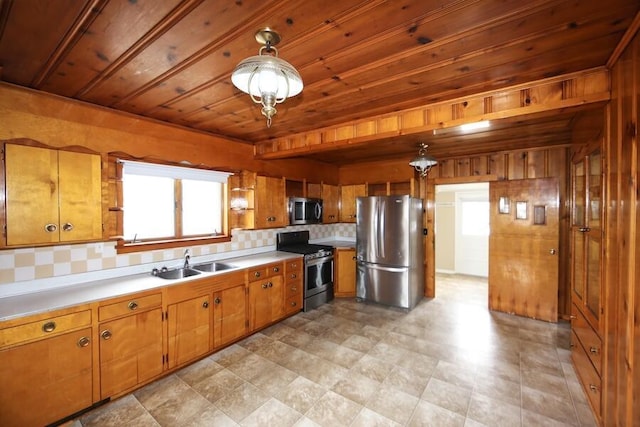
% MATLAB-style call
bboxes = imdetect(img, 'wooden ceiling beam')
[254,67,609,160]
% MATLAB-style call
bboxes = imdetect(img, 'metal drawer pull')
[268,282,273,288]
[62,222,74,232]
[273,266,279,272]
[290,273,297,279]
[291,286,297,292]
[589,384,599,392]
[44,223,57,233]
[77,337,90,348]
[579,227,591,232]
[128,301,138,311]
[262,283,268,289]
[254,271,261,278]
[214,297,221,305]
[101,330,112,340]
[42,321,56,333]
[202,301,209,308]
[290,301,297,307]
[590,346,599,354]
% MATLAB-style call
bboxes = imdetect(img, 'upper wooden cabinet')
[229,171,286,229]
[3,143,102,246]
[339,184,366,222]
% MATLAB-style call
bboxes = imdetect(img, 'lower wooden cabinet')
[213,283,247,348]
[284,258,303,314]
[335,248,356,297]
[167,294,211,369]
[0,328,93,427]
[248,262,285,330]
[98,293,164,399]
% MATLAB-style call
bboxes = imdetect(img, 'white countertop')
[0,251,302,322]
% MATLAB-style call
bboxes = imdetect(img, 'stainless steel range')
[276,231,334,311]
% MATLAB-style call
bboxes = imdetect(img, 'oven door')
[305,255,334,297]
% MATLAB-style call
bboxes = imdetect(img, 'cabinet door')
[5,144,59,245]
[213,284,247,348]
[167,296,211,369]
[99,308,163,398]
[340,184,366,222]
[269,275,285,321]
[248,279,272,330]
[322,184,340,223]
[336,248,356,297]
[255,176,286,228]
[0,328,92,427]
[58,150,102,242]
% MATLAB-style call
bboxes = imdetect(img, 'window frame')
[111,156,231,254]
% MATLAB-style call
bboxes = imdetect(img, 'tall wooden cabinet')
[570,146,603,421]
[3,143,102,246]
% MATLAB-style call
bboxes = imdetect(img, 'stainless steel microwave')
[288,197,323,225]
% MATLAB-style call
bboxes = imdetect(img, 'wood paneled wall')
[420,146,572,318]
[0,83,338,182]
[601,26,640,427]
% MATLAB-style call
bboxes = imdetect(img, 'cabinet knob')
[214,297,221,305]
[268,282,273,288]
[291,286,297,292]
[273,266,279,273]
[77,336,90,348]
[62,222,74,232]
[254,271,261,278]
[128,301,138,311]
[579,227,591,232]
[549,249,556,255]
[290,301,297,307]
[44,223,58,233]
[202,301,209,309]
[290,273,297,279]
[262,283,268,289]
[101,330,112,340]
[42,321,56,333]
[589,384,599,393]
[590,346,599,354]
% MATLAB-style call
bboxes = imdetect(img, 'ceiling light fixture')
[409,143,438,178]
[231,28,303,128]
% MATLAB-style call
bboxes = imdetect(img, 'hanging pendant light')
[409,143,437,177]
[231,28,303,127]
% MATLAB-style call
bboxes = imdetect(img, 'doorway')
[435,183,490,277]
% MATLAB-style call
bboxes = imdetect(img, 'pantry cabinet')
[335,248,356,297]
[0,306,93,427]
[248,262,285,330]
[570,146,603,421]
[3,143,102,247]
[98,292,164,399]
[340,184,366,222]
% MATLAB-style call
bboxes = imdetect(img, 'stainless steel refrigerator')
[356,195,424,310]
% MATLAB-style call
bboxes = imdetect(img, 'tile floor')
[71,274,597,426]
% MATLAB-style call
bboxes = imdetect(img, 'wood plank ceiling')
[0,0,637,164]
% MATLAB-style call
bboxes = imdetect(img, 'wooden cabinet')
[4,143,102,246]
[340,184,366,222]
[0,306,93,427]
[570,147,603,421]
[335,248,356,297]
[322,184,340,223]
[229,171,287,229]
[167,294,211,369]
[284,258,303,314]
[248,262,285,331]
[98,292,164,399]
[213,283,247,348]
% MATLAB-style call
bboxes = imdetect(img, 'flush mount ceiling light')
[231,28,303,128]
[409,143,438,178]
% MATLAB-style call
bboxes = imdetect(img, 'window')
[119,160,230,251]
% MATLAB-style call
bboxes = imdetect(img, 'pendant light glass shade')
[231,29,303,127]
[409,143,437,177]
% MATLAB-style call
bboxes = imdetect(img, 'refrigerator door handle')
[377,199,385,258]
[357,261,406,273]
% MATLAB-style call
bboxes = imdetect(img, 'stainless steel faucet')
[184,248,191,269]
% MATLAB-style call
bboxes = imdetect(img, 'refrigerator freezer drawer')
[356,262,422,310]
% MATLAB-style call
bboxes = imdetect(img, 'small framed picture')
[498,196,510,214]
[516,201,528,220]
[533,205,546,225]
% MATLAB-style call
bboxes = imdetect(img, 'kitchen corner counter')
[0,251,302,322]
[317,239,356,249]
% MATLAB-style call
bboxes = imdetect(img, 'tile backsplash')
[0,223,355,296]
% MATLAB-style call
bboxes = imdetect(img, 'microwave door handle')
[315,203,322,220]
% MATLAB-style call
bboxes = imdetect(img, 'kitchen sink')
[192,262,237,273]
[154,267,202,280]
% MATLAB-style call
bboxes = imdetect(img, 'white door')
[455,190,489,277]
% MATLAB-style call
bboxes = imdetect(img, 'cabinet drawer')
[285,295,302,314]
[571,330,601,419]
[0,309,92,348]
[285,281,302,298]
[286,259,302,273]
[248,262,283,281]
[571,303,602,374]
[99,293,162,321]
